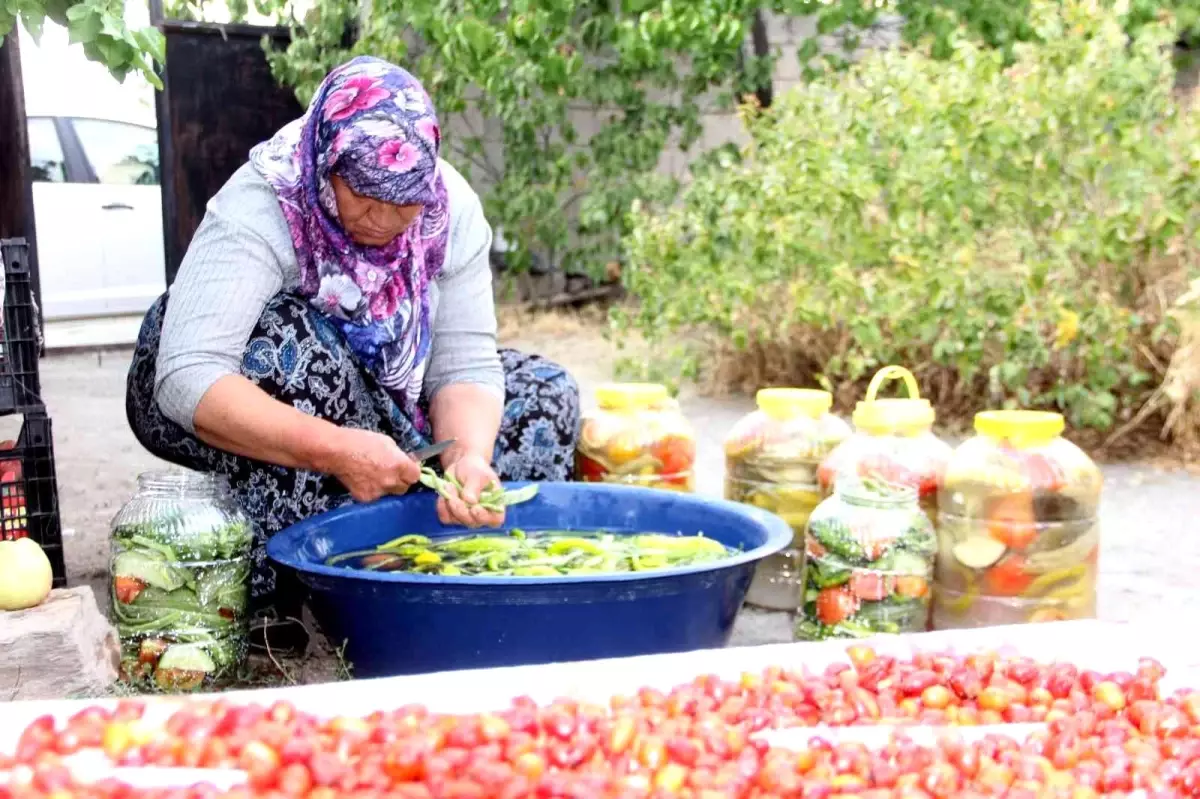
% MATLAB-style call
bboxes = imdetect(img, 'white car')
[26,111,166,326]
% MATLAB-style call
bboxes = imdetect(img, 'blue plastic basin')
[267,482,791,678]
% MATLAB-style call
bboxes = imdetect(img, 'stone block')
[0,585,119,701]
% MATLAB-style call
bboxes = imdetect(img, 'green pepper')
[328,528,734,577]
[1023,565,1088,597]
[807,557,852,589]
[548,538,607,556]
[378,534,432,550]
[632,534,726,556]
[633,554,669,570]
[807,518,869,564]
[511,566,560,576]
[439,537,522,555]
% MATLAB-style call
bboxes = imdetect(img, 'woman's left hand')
[436,452,505,528]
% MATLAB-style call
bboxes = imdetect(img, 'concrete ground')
[32,319,1200,652]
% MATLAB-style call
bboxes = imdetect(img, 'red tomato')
[893,575,929,599]
[0,440,19,482]
[817,460,838,492]
[849,572,891,601]
[114,576,147,605]
[1021,452,1065,492]
[653,435,695,477]
[574,454,609,483]
[857,455,939,498]
[917,471,941,499]
[986,492,1037,550]
[815,587,858,625]
[983,555,1034,597]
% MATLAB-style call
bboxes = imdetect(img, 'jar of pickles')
[817,366,951,522]
[109,470,254,691]
[725,388,851,611]
[933,410,1101,629]
[796,472,937,641]
[575,383,696,492]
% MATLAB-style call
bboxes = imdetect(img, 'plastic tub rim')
[267,481,792,587]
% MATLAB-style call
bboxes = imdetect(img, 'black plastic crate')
[0,238,43,416]
[0,413,66,587]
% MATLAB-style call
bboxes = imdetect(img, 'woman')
[126,56,581,650]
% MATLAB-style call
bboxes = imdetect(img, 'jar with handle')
[817,365,951,524]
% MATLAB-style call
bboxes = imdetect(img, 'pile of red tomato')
[5,647,1200,798]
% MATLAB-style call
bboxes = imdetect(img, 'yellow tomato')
[605,431,644,466]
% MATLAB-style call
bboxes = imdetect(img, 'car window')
[27,117,66,183]
[71,118,160,186]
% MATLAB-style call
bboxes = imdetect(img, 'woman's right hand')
[328,428,422,502]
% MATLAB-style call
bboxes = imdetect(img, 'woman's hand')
[436,452,505,528]
[329,428,422,502]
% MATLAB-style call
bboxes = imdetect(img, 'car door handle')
[101,202,134,210]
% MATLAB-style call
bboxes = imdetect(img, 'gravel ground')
[34,335,1200,655]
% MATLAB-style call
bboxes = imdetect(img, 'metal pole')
[149,0,177,287]
[0,32,42,333]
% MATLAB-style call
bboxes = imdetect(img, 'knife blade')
[410,439,456,464]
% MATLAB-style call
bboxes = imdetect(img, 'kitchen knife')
[410,439,456,464]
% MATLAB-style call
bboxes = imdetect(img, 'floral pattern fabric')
[248,56,450,432]
[126,293,581,619]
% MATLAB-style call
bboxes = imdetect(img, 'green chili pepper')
[633,554,669,570]
[329,528,737,577]
[418,468,540,511]
[633,534,727,556]
[378,534,431,550]
[512,566,561,576]
[548,538,607,556]
[439,537,521,555]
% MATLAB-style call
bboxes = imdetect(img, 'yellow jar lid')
[851,365,936,434]
[756,388,832,421]
[595,382,669,410]
[974,410,1064,447]
[852,399,936,433]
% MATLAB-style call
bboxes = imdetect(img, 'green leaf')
[133,25,165,64]
[67,10,102,44]
[20,10,44,41]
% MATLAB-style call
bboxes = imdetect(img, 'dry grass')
[495,302,1198,464]
[496,304,611,341]
[699,331,1200,466]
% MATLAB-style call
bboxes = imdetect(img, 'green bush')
[781,0,1200,75]
[265,0,773,277]
[617,0,1200,438]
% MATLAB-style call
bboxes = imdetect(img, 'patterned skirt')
[126,293,581,620]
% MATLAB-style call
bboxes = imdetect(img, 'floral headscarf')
[249,56,449,432]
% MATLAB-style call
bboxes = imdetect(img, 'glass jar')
[109,470,254,691]
[817,366,951,522]
[933,410,1101,629]
[796,474,936,640]
[575,383,696,492]
[725,388,851,611]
